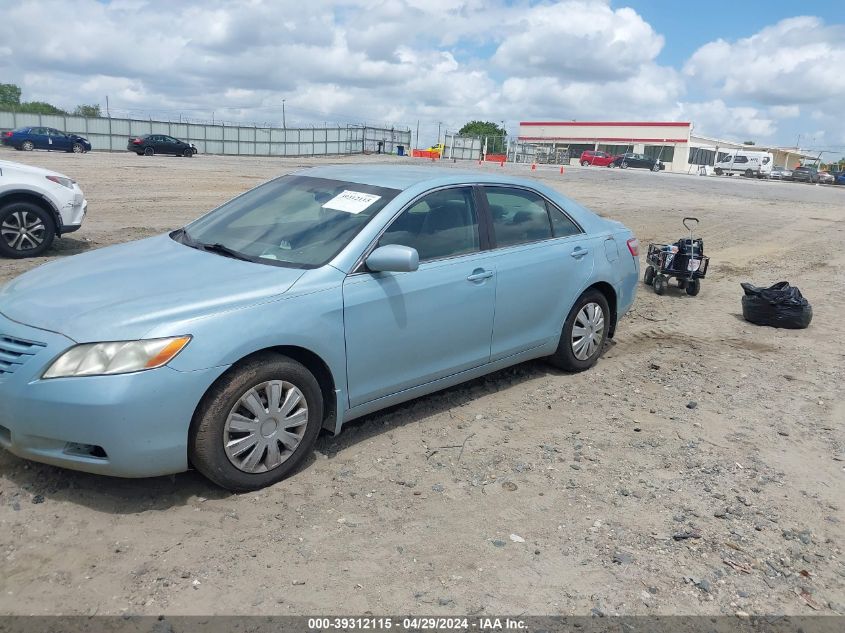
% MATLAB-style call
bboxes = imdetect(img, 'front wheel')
[620,161,628,169]
[643,265,656,286]
[653,275,668,295]
[190,354,323,491]
[71,143,84,153]
[547,290,610,372]
[183,148,193,157]
[581,160,589,166]
[686,279,701,296]
[0,202,55,258]
[651,163,660,172]
[714,168,723,176]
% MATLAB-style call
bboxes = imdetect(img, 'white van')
[714,150,774,177]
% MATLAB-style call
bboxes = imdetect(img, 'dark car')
[128,134,197,157]
[831,170,845,185]
[611,152,664,171]
[2,127,92,153]
[791,166,819,183]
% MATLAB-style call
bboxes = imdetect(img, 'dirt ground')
[0,149,843,616]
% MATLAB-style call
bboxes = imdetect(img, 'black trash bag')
[740,282,812,329]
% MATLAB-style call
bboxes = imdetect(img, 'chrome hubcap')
[1,211,45,251]
[223,380,308,473]
[571,302,605,361]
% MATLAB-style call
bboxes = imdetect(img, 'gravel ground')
[0,149,843,616]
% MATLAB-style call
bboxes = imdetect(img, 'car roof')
[296,164,552,192]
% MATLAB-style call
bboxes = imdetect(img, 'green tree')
[18,101,66,115]
[742,140,756,145]
[458,120,507,153]
[0,83,22,107]
[73,104,101,117]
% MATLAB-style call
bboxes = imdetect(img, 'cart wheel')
[643,266,656,286]
[653,275,668,295]
[685,279,701,296]
[677,278,688,289]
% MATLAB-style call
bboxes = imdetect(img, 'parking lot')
[0,150,843,616]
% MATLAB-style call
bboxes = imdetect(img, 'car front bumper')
[0,313,228,477]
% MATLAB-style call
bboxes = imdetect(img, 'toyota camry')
[0,166,639,491]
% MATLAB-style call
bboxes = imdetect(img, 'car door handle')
[570,247,589,259]
[467,269,494,282]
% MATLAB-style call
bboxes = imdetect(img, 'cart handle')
[683,217,699,231]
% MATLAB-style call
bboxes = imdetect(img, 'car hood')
[0,234,306,342]
[0,159,72,180]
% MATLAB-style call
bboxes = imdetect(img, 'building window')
[689,147,716,166]
[598,144,633,156]
[643,145,675,162]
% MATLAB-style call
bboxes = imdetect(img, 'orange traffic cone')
[560,166,565,174]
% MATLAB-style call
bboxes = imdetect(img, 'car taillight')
[3,131,11,137]
[626,237,640,256]
[132,138,142,144]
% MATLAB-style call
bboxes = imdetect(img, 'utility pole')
[106,95,110,118]
[415,120,419,150]
[437,121,442,145]
[282,99,286,129]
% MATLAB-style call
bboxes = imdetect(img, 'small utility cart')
[643,217,709,296]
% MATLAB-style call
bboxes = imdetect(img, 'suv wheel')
[143,147,154,156]
[0,202,55,258]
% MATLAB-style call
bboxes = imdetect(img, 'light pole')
[282,99,286,129]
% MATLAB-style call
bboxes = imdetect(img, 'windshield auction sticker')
[322,190,381,214]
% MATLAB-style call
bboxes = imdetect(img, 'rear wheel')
[714,168,723,175]
[190,354,323,491]
[548,290,610,372]
[0,202,55,258]
[653,275,668,295]
[581,160,589,166]
[651,163,660,171]
[20,140,34,151]
[643,265,656,286]
[744,169,753,177]
[620,161,628,169]
[143,147,154,156]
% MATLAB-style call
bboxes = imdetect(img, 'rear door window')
[485,187,553,248]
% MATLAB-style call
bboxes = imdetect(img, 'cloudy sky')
[0,0,841,151]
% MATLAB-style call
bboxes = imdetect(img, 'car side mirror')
[366,244,419,273]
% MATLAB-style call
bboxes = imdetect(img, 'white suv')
[0,159,87,258]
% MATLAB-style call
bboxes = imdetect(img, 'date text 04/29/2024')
[307,617,527,631]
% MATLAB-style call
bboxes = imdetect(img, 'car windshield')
[175,175,400,268]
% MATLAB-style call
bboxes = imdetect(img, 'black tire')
[653,275,667,295]
[714,168,723,176]
[620,161,628,169]
[651,163,660,172]
[71,143,84,154]
[685,279,701,296]
[183,148,193,157]
[189,354,323,492]
[677,278,687,289]
[143,147,154,156]
[547,289,610,372]
[744,169,753,177]
[0,201,55,258]
[643,265,656,286]
[21,140,34,151]
[581,160,589,166]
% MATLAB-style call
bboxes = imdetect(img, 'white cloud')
[494,1,664,81]
[684,17,845,105]
[678,100,777,141]
[0,1,838,147]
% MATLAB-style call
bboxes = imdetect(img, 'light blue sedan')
[0,166,639,490]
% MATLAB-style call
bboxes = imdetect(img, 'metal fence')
[0,111,411,157]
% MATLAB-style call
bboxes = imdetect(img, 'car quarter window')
[378,187,480,261]
[485,187,553,247]
[547,203,582,237]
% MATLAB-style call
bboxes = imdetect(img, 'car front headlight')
[43,336,191,379]
[46,175,74,189]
